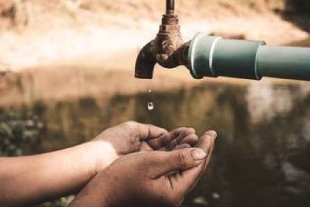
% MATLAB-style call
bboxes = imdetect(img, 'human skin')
[69,131,217,207]
[92,121,199,172]
[0,121,199,207]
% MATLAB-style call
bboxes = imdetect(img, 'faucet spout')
[135,1,188,79]
[135,41,156,79]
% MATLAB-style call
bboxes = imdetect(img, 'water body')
[1,80,310,207]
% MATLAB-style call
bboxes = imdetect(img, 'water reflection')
[1,81,310,207]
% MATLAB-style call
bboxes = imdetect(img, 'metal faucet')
[135,0,310,81]
[135,0,187,79]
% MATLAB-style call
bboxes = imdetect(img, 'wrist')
[69,170,115,207]
[88,140,119,173]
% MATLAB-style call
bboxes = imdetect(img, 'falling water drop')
[147,89,154,111]
[147,102,154,111]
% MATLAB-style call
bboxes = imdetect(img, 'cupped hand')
[69,131,217,207]
[91,121,198,172]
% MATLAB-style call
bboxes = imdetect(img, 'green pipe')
[188,33,310,81]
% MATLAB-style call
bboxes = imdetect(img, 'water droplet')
[147,102,154,111]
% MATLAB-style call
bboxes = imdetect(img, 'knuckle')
[176,151,189,169]
[124,120,138,127]
[124,121,138,134]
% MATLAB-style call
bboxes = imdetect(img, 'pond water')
[1,80,310,207]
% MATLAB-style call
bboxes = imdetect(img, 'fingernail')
[192,148,207,160]
[205,130,217,139]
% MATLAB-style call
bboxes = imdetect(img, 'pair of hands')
[70,121,217,207]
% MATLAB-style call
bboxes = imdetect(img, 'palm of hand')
[70,131,216,207]
[91,121,198,171]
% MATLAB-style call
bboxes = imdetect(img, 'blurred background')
[0,0,310,206]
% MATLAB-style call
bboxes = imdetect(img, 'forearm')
[68,172,111,207]
[68,189,108,207]
[0,142,102,207]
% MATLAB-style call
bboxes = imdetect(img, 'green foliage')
[0,110,73,207]
[0,111,43,156]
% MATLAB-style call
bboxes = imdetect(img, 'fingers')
[172,131,217,196]
[146,132,173,150]
[173,143,191,150]
[180,133,199,147]
[125,121,168,142]
[126,122,197,151]
[147,127,196,150]
[170,127,195,140]
[201,131,217,169]
[167,127,198,150]
[198,130,217,153]
[149,148,207,178]
[152,127,198,151]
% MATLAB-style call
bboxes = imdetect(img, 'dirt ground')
[0,0,309,71]
[0,0,309,107]
[0,14,308,71]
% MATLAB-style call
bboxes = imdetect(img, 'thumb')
[150,148,207,178]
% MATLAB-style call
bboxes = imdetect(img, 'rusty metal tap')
[135,0,188,79]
